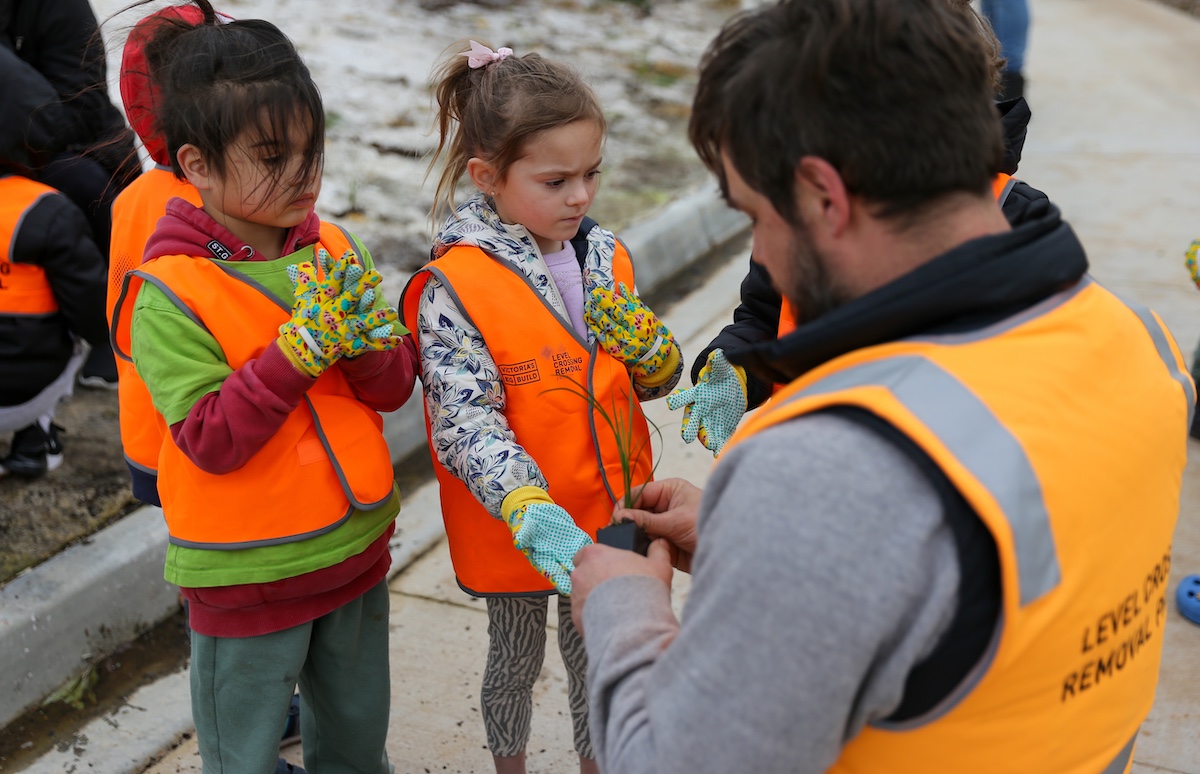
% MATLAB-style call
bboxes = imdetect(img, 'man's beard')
[781,222,843,326]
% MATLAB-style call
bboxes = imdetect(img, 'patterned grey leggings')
[482,594,592,759]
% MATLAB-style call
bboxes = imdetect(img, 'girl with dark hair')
[401,39,682,774]
[109,2,419,771]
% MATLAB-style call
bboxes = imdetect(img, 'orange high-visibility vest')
[724,276,1192,774]
[0,176,60,316]
[111,223,396,549]
[772,173,1019,373]
[107,170,203,504]
[401,241,653,595]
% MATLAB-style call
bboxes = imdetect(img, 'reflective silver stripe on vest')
[7,190,55,262]
[996,176,1018,209]
[910,276,1194,435]
[110,269,211,362]
[304,394,393,512]
[167,505,356,550]
[1100,730,1137,774]
[794,355,1061,606]
[910,277,1091,346]
[211,260,291,311]
[1115,292,1197,430]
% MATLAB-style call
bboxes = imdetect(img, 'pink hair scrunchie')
[461,39,513,69]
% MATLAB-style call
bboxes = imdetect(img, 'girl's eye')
[586,170,601,180]
[545,179,565,189]
[262,155,284,167]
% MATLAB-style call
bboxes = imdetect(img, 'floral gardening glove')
[501,486,593,596]
[1186,239,1200,289]
[276,249,370,377]
[585,282,680,387]
[339,262,409,357]
[667,348,748,456]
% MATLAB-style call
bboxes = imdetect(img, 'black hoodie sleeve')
[692,255,779,409]
[13,192,108,347]
[0,45,64,172]
[9,0,135,172]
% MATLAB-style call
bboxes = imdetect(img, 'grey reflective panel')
[795,355,1061,606]
[1111,291,1196,430]
[304,395,392,511]
[210,260,291,311]
[1099,731,1137,774]
[167,505,355,549]
[996,176,1018,208]
[125,455,155,475]
[906,278,1090,346]
[9,190,54,262]
[130,270,209,331]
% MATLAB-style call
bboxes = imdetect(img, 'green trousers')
[189,579,392,774]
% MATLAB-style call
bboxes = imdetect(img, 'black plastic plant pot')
[596,520,650,556]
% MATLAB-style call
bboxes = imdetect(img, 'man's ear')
[466,157,499,195]
[176,144,212,191]
[794,156,850,237]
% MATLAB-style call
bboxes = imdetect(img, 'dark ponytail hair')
[427,40,606,223]
[134,0,324,204]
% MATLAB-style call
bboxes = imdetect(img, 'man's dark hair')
[689,0,1005,226]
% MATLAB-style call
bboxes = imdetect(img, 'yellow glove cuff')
[732,364,748,396]
[634,342,681,388]
[275,336,321,378]
[501,486,555,524]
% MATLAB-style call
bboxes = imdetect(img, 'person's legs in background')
[77,344,119,390]
[981,0,1030,101]
[0,414,64,479]
[0,352,79,478]
[33,153,128,390]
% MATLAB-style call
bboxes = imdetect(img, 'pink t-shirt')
[543,242,587,336]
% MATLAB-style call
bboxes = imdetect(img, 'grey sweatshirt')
[582,411,962,773]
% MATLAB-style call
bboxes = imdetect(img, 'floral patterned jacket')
[413,194,682,518]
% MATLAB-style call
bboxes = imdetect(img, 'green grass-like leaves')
[543,371,662,510]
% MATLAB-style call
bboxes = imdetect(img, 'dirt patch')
[0,387,138,585]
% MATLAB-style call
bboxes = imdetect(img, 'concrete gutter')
[0,181,748,731]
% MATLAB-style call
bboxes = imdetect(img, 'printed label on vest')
[1060,549,1171,702]
[552,351,584,378]
[499,360,540,386]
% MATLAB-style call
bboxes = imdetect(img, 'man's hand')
[570,539,674,636]
[615,477,702,572]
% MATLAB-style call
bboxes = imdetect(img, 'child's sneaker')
[77,346,120,390]
[0,423,64,479]
[274,758,306,774]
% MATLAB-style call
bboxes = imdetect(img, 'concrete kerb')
[0,181,749,733]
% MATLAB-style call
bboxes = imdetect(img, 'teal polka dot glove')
[666,348,748,456]
[501,486,593,596]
